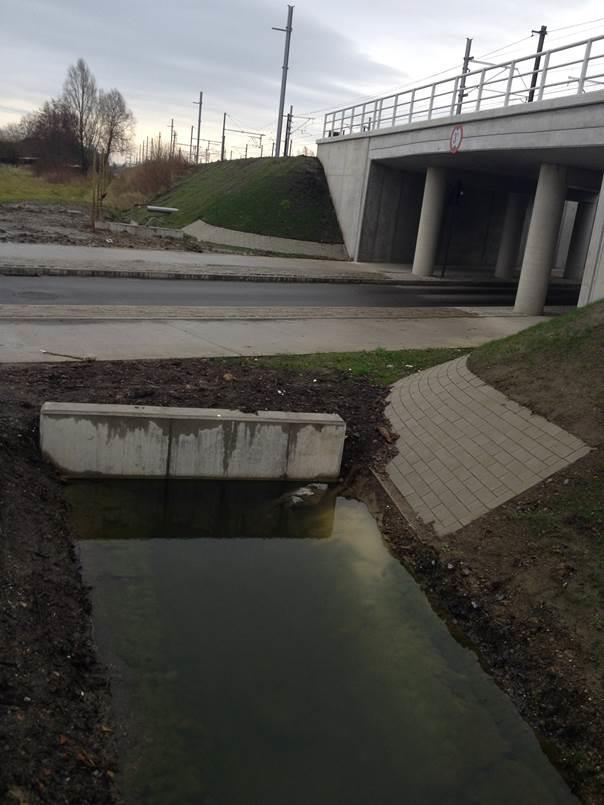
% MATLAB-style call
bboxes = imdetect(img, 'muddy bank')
[356,457,604,804]
[0,203,203,253]
[0,358,390,803]
[1,356,602,802]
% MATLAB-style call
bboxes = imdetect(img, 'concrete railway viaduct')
[317,35,604,313]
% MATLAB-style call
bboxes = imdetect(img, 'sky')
[1,0,604,159]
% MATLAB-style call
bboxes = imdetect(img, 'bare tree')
[97,89,134,163]
[62,58,98,173]
[26,99,80,172]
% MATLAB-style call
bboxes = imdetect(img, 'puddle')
[70,480,577,805]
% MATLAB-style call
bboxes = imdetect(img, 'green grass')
[470,300,604,606]
[470,300,604,369]
[132,157,343,243]
[226,347,468,386]
[0,166,92,204]
[469,300,604,446]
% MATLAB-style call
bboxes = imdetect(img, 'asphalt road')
[0,276,580,308]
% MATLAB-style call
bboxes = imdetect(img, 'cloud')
[1,0,602,152]
[0,0,405,148]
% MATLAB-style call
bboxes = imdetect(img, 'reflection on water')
[71,481,577,805]
[67,479,335,540]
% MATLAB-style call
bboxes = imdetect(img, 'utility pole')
[221,113,227,161]
[194,91,203,163]
[272,4,294,157]
[456,38,473,115]
[528,25,548,102]
[245,143,248,158]
[289,139,293,156]
[271,141,275,157]
[168,119,174,156]
[189,126,194,161]
[283,104,293,156]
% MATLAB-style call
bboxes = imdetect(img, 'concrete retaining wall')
[40,403,346,480]
[183,219,348,260]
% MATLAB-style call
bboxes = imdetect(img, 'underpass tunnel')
[357,155,603,313]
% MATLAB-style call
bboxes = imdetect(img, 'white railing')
[322,35,604,138]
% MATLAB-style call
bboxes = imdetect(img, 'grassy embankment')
[466,301,604,798]
[0,165,91,204]
[470,300,603,532]
[133,157,343,244]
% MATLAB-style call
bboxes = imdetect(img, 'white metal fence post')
[408,89,416,123]
[537,52,551,101]
[476,69,486,111]
[578,40,593,93]
[449,77,460,115]
[504,61,515,106]
[428,84,436,119]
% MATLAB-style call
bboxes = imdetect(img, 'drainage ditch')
[68,478,577,805]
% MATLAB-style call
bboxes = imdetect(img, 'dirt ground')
[0,354,603,803]
[0,203,204,253]
[0,358,390,804]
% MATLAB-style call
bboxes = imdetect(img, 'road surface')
[0,276,580,308]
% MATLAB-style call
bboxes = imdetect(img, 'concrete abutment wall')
[40,403,346,481]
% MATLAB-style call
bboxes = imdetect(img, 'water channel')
[69,479,577,805]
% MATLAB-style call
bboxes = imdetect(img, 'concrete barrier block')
[40,403,346,480]
[40,404,170,477]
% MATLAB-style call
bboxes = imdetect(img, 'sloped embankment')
[134,156,343,244]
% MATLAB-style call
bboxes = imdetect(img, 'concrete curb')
[0,263,526,288]
[0,304,479,321]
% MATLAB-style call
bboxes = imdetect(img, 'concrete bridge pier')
[565,200,597,280]
[494,193,526,279]
[514,164,567,315]
[412,167,447,277]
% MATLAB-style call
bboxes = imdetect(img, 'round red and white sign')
[449,124,464,154]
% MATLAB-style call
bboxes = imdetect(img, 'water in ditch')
[69,479,577,805]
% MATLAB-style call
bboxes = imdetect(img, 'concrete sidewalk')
[0,312,546,363]
[0,243,532,285]
[385,356,590,535]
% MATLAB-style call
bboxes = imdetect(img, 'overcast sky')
[2,0,603,158]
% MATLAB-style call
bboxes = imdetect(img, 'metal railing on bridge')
[322,35,604,138]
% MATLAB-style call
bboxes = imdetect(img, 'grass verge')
[228,347,468,386]
[0,166,91,205]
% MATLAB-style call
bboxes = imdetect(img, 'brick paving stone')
[385,355,591,535]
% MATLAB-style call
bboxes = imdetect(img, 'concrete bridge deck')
[318,36,604,314]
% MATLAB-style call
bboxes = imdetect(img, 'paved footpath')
[0,243,533,285]
[386,356,590,535]
[0,243,403,283]
[0,312,545,363]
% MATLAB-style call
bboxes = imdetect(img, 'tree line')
[0,59,134,174]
